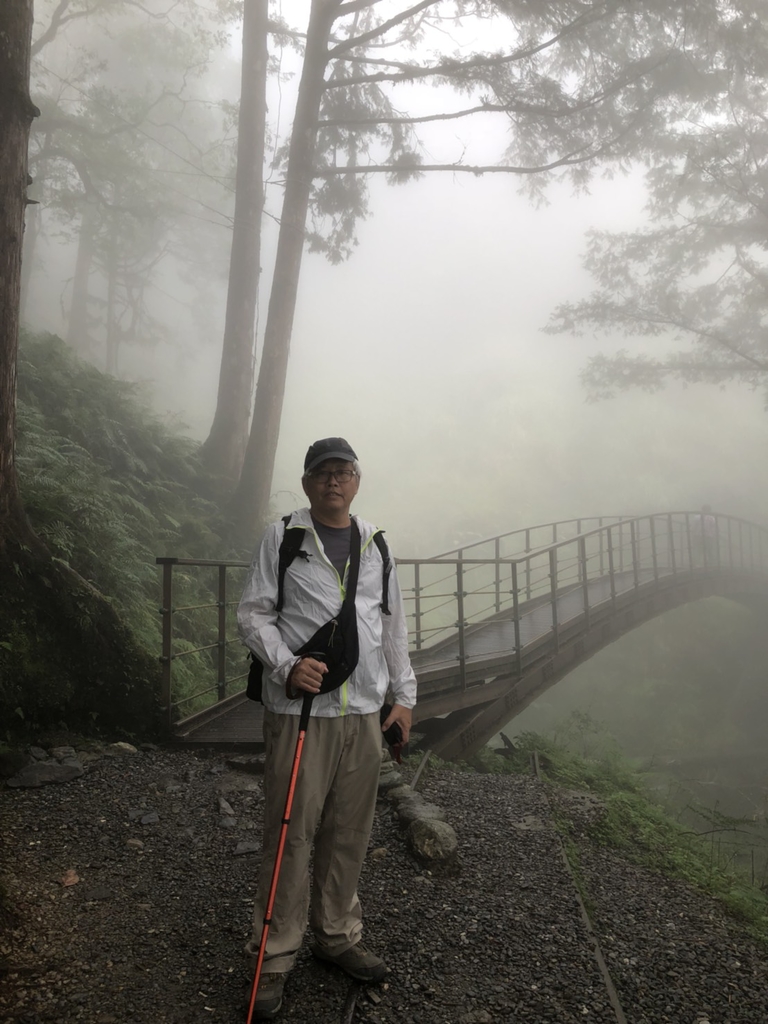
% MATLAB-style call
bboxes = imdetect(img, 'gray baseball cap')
[304,437,358,473]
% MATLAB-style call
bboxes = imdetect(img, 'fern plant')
[4,331,241,729]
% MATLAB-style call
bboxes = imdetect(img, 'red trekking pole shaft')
[245,692,313,1024]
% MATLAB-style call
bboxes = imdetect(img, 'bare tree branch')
[327,4,607,81]
[32,0,179,54]
[31,0,77,56]
[28,145,106,201]
[626,309,768,372]
[329,0,439,57]
[574,297,768,375]
[313,109,649,177]
[319,53,670,126]
[336,0,390,16]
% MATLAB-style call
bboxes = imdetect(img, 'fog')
[19,1,768,840]
[23,1,768,557]
[26,167,768,555]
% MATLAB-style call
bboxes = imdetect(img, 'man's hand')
[287,656,328,696]
[381,704,412,745]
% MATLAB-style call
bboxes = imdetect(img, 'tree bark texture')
[20,201,40,322]
[0,0,38,549]
[67,199,98,354]
[234,0,341,541]
[202,0,269,481]
[105,230,119,376]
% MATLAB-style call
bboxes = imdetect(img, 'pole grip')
[298,691,313,731]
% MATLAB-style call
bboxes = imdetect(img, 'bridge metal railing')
[155,556,250,727]
[428,515,631,562]
[156,512,767,727]
[395,512,768,691]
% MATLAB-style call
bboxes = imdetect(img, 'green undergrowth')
[1,332,244,736]
[408,729,768,941]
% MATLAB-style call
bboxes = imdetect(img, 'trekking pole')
[245,690,314,1024]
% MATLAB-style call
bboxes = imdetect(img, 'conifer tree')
[229,0,741,537]
[547,4,768,402]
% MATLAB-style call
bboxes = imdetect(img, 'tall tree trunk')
[67,199,97,354]
[0,0,39,551]
[105,231,119,376]
[201,0,269,481]
[20,200,40,323]
[233,0,340,540]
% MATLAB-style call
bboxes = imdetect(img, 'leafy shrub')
[1,332,236,733]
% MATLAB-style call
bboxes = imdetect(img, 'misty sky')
[126,165,768,553]
[24,3,768,556]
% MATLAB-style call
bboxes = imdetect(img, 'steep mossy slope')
[1,333,225,739]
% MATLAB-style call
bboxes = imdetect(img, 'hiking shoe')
[244,972,286,1019]
[311,941,387,983]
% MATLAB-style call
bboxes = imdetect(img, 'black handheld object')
[247,521,362,703]
[379,703,403,747]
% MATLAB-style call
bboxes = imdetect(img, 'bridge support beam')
[430,573,764,762]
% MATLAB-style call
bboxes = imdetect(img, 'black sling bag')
[246,518,365,703]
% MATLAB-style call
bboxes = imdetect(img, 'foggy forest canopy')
[5,0,768,738]
[19,0,768,545]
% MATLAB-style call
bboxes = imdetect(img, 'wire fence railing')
[395,512,768,688]
[156,556,250,727]
[156,513,768,727]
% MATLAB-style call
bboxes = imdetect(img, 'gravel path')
[1,745,767,1024]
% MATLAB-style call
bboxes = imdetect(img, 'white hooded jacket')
[237,508,417,717]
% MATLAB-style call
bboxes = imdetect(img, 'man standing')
[237,437,416,1019]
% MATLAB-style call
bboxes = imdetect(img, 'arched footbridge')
[156,512,768,761]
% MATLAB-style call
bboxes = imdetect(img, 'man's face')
[302,458,360,520]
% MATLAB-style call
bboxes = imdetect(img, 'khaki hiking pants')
[246,709,381,974]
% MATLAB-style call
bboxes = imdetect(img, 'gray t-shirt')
[311,517,351,579]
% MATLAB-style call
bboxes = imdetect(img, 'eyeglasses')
[308,468,357,484]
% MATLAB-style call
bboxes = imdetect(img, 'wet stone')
[50,746,78,761]
[6,762,84,788]
[234,841,260,856]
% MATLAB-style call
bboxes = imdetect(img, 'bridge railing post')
[494,536,501,614]
[727,517,734,570]
[159,558,175,729]
[685,512,694,570]
[511,561,522,677]
[525,529,532,600]
[217,564,227,703]
[667,514,677,575]
[456,559,467,691]
[607,526,616,609]
[650,516,659,582]
[549,547,559,652]
[630,520,640,590]
[598,517,605,576]
[618,520,625,573]
[579,536,590,630]
[413,563,422,650]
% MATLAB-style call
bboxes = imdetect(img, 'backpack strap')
[344,518,362,603]
[276,515,306,613]
[372,530,391,615]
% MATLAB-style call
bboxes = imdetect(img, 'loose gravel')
[2,745,767,1024]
